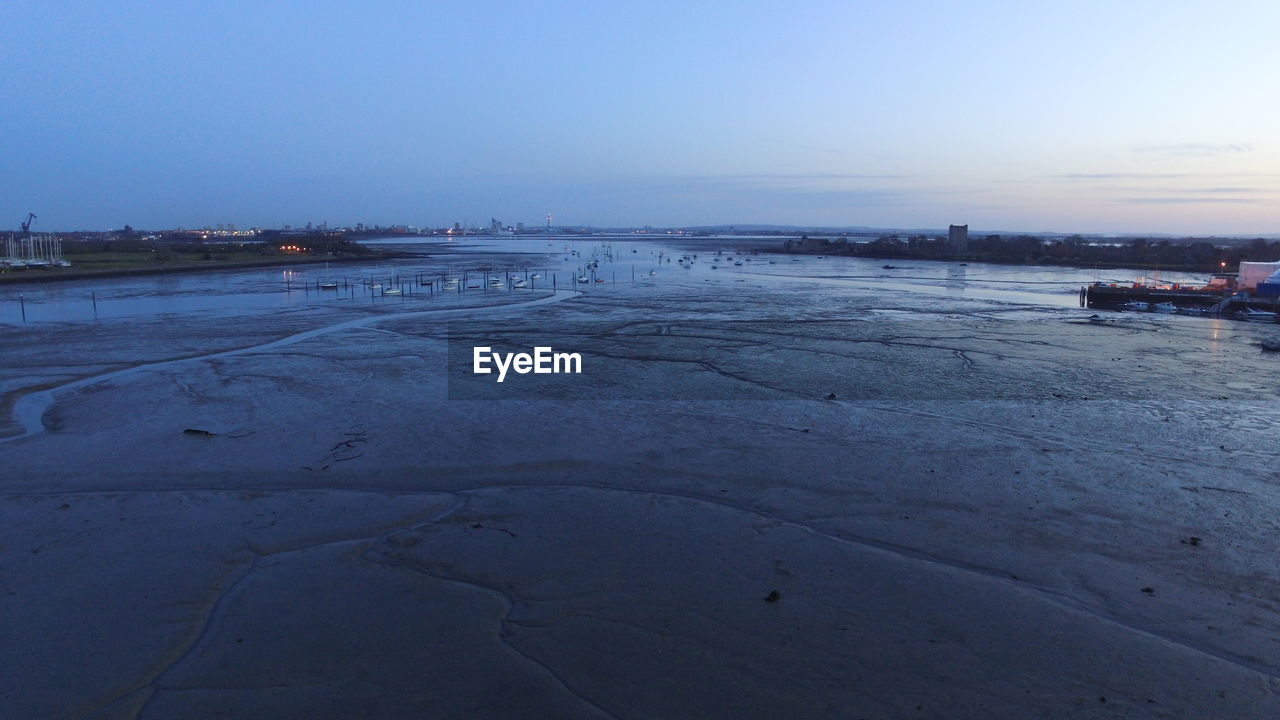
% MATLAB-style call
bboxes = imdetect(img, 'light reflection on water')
[0,235,1220,325]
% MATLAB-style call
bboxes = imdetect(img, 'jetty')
[1084,282,1280,320]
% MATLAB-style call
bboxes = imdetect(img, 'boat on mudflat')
[1236,307,1278,321]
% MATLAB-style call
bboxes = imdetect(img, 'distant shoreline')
[764,246,1222,276]
[0,252,419,286]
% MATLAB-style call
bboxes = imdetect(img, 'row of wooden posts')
[284,266,637,299]
[7,264,653,322]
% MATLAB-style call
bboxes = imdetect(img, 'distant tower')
[546,212,552,229]
[948,224,969,253]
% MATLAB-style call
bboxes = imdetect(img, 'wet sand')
[3,246,1279,718]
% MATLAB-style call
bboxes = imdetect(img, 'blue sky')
[3,1,1278,234]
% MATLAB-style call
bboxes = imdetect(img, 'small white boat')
[1237,307,1278,321]
[577,276,590,283]
[383,288,402,296]
[1120,300,1149,310]
[530,273,541,279]
[319,281,339,290]
[512,279,527,288]
[1153,302,1177,312]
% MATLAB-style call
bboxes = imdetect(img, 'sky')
[3,0,1279,235]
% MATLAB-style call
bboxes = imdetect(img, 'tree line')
[782,234,1280,272]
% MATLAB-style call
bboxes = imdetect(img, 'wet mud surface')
[3,240,1279,718]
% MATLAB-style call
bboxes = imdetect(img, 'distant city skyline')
[3,1,1278,235]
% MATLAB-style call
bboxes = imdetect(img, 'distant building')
[1238,261,1280,290]
[948,224,969,253]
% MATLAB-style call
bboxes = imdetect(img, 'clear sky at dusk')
[3,1,1278,234]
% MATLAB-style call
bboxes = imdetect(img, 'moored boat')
[1236,307,1278,321]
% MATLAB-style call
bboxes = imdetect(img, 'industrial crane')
[20,212,37,235]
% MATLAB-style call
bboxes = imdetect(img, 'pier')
[1084,283,1280,320]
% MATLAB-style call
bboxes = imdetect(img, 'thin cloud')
[1132,143,1253,156]
[1172,187,1268,194]
[1116,197,1263,204]
[729,172,910,181]
[1053,173,1190,180]
[1121,186,1273,195]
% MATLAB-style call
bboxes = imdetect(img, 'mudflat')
[3,246,1278,719]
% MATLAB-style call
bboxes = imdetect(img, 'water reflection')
[0,236,1234,325]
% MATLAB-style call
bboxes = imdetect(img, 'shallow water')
[0,234,1210,324]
